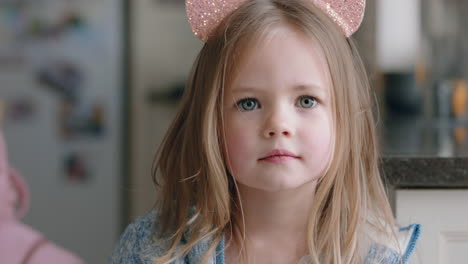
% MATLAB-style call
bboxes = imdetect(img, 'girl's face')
[223,26,334,192]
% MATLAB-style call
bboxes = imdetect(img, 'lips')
[259,149,299,160]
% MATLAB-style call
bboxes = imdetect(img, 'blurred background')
[0,0,466,263]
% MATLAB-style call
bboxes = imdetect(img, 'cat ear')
[186,0,247,42]
[312,0,366,37]
[186,0,366,42]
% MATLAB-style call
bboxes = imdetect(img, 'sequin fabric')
[186,0,366,41]
[313,0,365,37]
[186,0,245,42]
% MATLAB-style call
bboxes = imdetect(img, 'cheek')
[223,118,252,174]
[300,117,334,166]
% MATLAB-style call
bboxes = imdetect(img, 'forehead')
[226,25,331,96]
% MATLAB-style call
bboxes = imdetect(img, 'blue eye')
[235,96,316,110]
[237,98,259,111]
[298,96,317,108]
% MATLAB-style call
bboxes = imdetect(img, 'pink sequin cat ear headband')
[186,0,366,42]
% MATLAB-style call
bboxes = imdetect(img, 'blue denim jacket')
[109,211,421,264]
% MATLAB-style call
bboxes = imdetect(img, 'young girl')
[110,0,421,263]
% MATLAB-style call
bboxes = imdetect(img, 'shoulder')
[365,223,422,264]
[109,210,173,264]
[108,208,219,264]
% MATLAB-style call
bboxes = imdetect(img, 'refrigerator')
[0,0,124,263]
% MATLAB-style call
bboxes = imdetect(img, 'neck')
[227,179,318,261]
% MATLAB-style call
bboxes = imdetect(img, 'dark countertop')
[380,156,468,214]
[381,157,468,188]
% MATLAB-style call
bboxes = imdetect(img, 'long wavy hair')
[151,0,401,263]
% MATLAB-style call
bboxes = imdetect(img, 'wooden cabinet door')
[396,189,468,264]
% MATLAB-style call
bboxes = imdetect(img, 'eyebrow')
[231,84,328,98]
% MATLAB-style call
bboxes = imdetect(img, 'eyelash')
[235,95,319,111]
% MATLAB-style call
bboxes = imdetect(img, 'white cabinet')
[396,189,468,264]
[129,1,202,219]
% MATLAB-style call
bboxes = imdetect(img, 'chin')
[246,178,315,193]
[233,170,319,193]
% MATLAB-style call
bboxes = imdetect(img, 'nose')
[262,107,294,138]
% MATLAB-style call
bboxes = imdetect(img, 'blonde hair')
[151,0,402,263]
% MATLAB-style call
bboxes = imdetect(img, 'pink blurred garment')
[0,130,85,264]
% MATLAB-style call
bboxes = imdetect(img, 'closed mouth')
[260,154,298,160]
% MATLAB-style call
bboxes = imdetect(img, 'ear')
[9,168,30,219]
[0,131,29,220]
[312,0,366,37]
